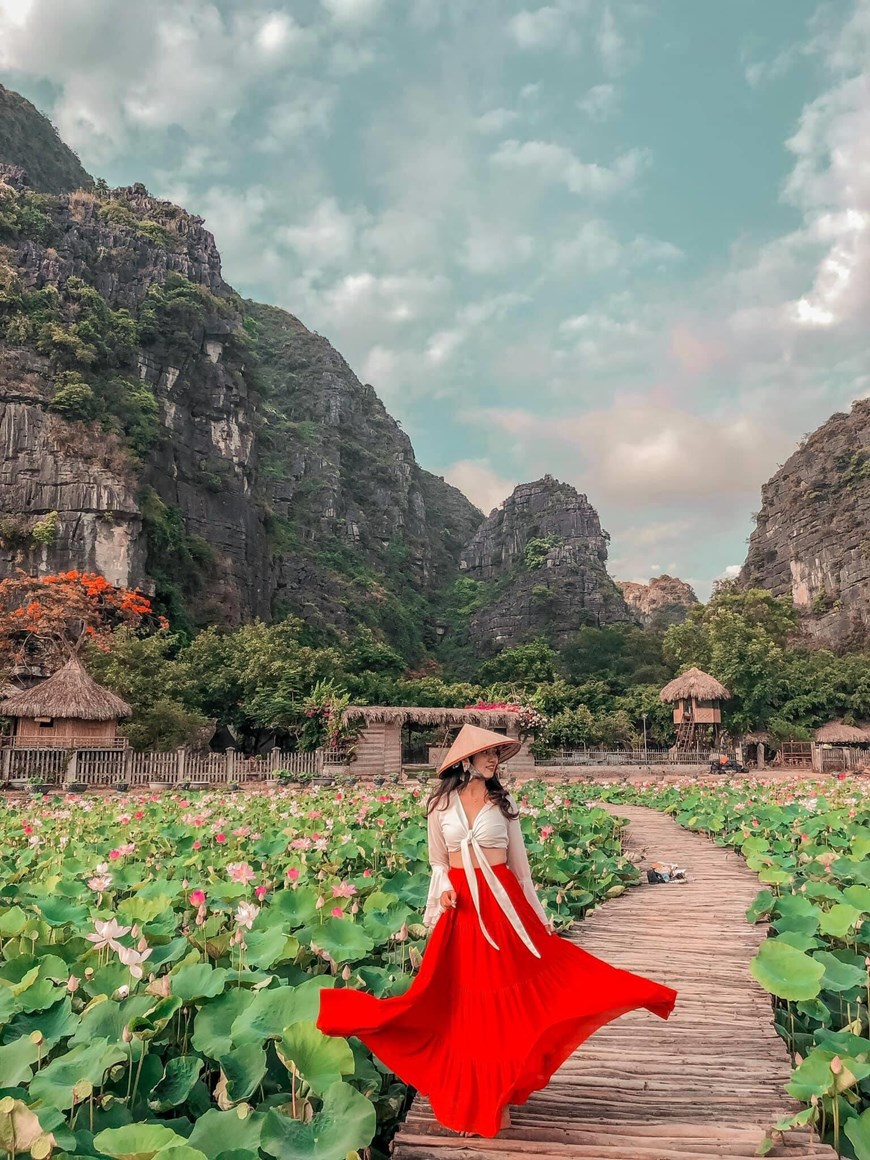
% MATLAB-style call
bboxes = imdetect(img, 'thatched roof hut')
[815,721,870,744]
[341,705,520,727]
[0,655,131,721]
[659,667,731,704]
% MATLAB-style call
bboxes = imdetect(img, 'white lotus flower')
[85,918,131,952]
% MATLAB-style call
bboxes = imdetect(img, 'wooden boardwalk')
[393,804,834,1159]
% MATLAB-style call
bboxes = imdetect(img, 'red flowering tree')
[0,570,166,674]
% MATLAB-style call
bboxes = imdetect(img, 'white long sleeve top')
[424,790,550,958]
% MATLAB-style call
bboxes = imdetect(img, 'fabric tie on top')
[456,797,541,958]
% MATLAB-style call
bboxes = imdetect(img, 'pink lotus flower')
[192,839,202,850]
[117,943,152,980]
[134,811,144,820]
[235,901,260,930]
[255,885,268,900]
[332,880,357,899]
[88,874,112,892]
[227,862,256,884]
[189,889,206,906]
[215,833,227,844]
[108,849,121,860]
[362,868,372,878]
[286,867,300,881]
[540,825,555,840]
[331,907,344,918]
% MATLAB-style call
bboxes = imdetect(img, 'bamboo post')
[176,747,186,784]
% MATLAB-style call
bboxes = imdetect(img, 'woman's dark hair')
[426,758,518,821]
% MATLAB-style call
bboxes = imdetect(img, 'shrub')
[524,534,563,570]
[48,373,98,420]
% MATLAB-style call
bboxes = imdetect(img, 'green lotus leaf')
[71,995,156,1046]
[801,882,845,903]
[0,1036,39,1086]
[260,1081,376,1160]
[172,964,227,1004]
[306,918,374,965]
[749,939,824,1001]
[186,1108,264,1157]
[219,1043,267,1104]
[771,894,820,936]
[230,979,333,1046]
[93,1123,188,1160]
[192,989,255,1059]
[243,927,298,970]
[818,902,863,938]
[757,866,791,886]
[32,897,89,928]
[276,1022,354,1096]
[4,995,76,1048]
[148,938,191,969]
[270,889,320,928]
[842,884,870,911]
[833,857,870,886]
[845,1109,870,1160]
[118,895,173,925]
[153,1149,208,1160]
[30,1039,127,1110]
[0,907,27,936]
[147,1056,203,1113]
[774,931,821,952]
[813,951,867,993]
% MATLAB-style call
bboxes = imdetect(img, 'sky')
[2,0,869,598]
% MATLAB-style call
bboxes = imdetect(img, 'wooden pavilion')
[659,667,731,750]
[337,705,535,777]
[812,720,870,772]
[0,655,132,748]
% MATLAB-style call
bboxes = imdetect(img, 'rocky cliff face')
[459,476,631,651]
[0,89,483,651]
[740,398,870,648]
[617,574,698,630]
[0,85,92,194]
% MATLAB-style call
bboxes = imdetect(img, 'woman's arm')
[422,802,452,929]
[506,796,554,931]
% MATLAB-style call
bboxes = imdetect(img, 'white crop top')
[424,790,550,958]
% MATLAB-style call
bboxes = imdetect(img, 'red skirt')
[316,863,677,1137]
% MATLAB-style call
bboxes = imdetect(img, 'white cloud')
[473,107,519,134]
[491,138,649,196]
[440,460,514,515]
[280,198,362,270]
[320,0,384,25]
[578,83,618,121]
[597,5,630,76]
[508,7,567,50]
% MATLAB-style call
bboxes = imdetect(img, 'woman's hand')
[544,919,557,935]
[439,888,457,912]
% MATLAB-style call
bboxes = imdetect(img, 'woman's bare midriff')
[448,847,507,870]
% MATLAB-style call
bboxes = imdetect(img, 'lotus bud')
[122,1027,133,1044]
[409,945,422,970]
[315,895,325,909]
[831,1055,842,1075]
[113,984,130,1001]
[341,965,351,981]
[351,901,359,914]
[66,975,80,994]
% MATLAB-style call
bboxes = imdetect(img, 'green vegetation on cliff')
[0,84,93,193]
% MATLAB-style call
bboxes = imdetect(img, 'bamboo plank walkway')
[393,804,835,1159]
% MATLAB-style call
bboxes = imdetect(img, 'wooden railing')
[0,745,324,787]
[0,735,129,749]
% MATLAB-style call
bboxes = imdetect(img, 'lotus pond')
[583,775,870,1158]
[0,782,638,1160]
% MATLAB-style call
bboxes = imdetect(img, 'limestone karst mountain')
[617,575,699,631]
[741,397,870,649]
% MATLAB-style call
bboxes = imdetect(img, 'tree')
[478,639,557,687]
[0,570,164,673]
[663,587,800,731]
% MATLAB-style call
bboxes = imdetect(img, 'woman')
[317,724,677,1138]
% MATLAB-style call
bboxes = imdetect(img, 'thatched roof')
[0,655,131,721]
[815,720,870,744]
[659,667,731,703]
[342,705,520,728]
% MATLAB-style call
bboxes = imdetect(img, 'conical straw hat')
[436,723,522,776]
